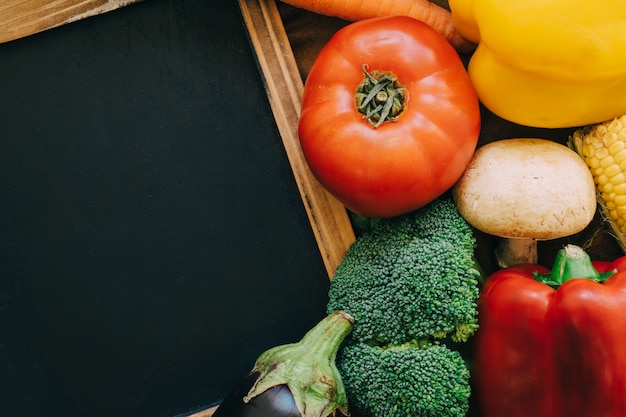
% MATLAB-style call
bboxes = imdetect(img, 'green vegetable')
[338,340,471,417]
[245,311,354,417]
[327,197,480,345]
[214,311,355,417]
[326,197,480,417]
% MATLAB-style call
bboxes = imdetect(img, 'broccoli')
[326,197,481,417]
[338,341,471,417]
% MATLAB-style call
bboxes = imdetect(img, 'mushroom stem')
[495,238,538,268]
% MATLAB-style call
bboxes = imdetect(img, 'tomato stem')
[356,64,406,128]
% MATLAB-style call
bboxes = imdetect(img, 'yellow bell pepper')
[449,0,626,128]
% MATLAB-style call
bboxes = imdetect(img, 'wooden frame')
[191,1,356,415]
[0,0,355,414]
[0,0,353,279]
[237,0,355,278]
[0,0,144,44]
[0,0,357,275]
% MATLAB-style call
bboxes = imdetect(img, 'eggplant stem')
[244,311,354,417]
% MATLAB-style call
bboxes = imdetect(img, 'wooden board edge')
[188,405,217,417]
[190,5,355,415]
[0,0,143,44]
[0,0,353,280]
[237,0,356,278]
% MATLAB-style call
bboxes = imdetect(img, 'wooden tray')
[2,1,621,416]
[0,0,144,44]
[0,1,354,416]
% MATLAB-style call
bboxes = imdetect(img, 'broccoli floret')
[338,340,471,417]
[326,197,481,417]
[327,197,480,345]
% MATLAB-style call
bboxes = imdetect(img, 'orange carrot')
[280,0,476,53]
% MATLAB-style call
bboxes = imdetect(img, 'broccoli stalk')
[327,197,481,417]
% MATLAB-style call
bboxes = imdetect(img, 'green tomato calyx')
[356,64,406,128]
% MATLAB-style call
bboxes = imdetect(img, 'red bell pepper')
[473,244,626,417]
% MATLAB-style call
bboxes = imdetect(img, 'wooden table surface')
[0,0,144,44]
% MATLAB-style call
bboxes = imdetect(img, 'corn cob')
[569,114,626,253]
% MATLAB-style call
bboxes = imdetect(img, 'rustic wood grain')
[0,0,354,276]
[1,1,355,414]
[238,0,356,278]
[0,0,142,44]
[189,405,217,417]
[191,2,356,414]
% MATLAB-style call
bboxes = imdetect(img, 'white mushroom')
[452,138,597,268]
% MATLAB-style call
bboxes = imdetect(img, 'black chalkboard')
[0,1,331,416]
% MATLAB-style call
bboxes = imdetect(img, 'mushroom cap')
[452,138,597,240]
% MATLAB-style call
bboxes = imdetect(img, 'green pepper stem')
[534,244,615,287]
[244,310,354,417]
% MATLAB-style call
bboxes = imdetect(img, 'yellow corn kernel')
[608,140,625,156]
[596,174,609,187]
[611,172,626,186]
[569,115,626,253]
[614,183,626,195]
[615,195,626,206]
[614,150,626,166]
[595,146,610,160]
[586,154,601,169]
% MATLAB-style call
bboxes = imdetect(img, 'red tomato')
[298,16,481,218]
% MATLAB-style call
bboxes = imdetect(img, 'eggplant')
[212,311,354,417]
